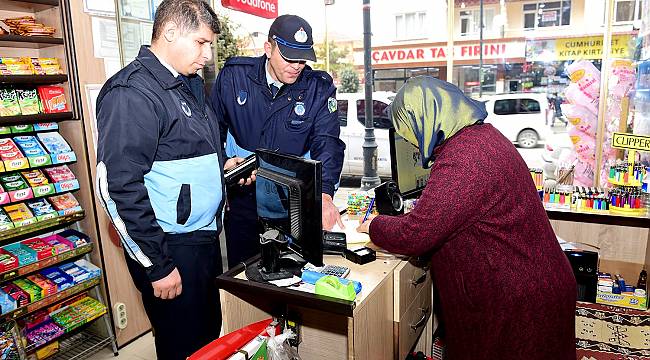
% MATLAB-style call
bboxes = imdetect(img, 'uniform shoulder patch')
[328,97,337,113]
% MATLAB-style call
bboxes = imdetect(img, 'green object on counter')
[314,275,356,301]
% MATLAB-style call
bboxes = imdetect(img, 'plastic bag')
[267,328,301,360]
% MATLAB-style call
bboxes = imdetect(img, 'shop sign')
[221,0,278,19]
[541,11,557,23]
[526,34,632,61]
[612,132,650,152]
[359,41,525,65]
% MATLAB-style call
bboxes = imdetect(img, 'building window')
[459,8,495,36]
[523,1,571,29]
[395,11,427,40]
[614,0,642,23]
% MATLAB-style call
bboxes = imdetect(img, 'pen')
[362,198,375,223]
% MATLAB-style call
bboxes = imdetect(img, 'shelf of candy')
[596,272,647,310]
[0,17,56,37]
[0,58,63,76]
[0,320,25,360]
[0,133,76,173]
[0,230,90,283]
[22,295,107,353]
[0,259,101,321]
[0,192,82,230]
[0,86,68,120]
[0,166,79,207]
[0,123,58,134]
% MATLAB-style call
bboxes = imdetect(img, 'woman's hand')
[356,214,377,234]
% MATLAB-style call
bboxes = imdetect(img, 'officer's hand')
[322,194,344,231]
[224,157,256,186]
[151,268,182,300]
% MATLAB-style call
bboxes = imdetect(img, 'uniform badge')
[237,90,247,105]
[294,27,308,43]
[327,97,337,113]
[180,101,192,117]
[294,102,306,116]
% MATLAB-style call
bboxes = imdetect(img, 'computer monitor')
[255,149,323,268]
[389,128,432,199]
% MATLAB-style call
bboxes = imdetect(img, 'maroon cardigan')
[370,124,576,359]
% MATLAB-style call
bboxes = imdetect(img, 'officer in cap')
[210,14,345,268]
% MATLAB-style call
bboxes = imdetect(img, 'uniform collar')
[136,46,183,90]
[265,60,284,90]
[152,50,179,78]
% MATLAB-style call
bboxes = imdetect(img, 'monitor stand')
[245,230,307,283]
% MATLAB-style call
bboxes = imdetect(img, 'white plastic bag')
[267,328,301,360]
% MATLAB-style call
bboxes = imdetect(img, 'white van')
[337,92,395,177]
[481,93,552,148]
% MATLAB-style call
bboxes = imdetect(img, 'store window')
[395,11,427,40]
[614,0,642,23]
[523,1,572,29]
[338,100,348,127]
[356,100,392,129]
[373,67,440,92]
[459,8,495,36]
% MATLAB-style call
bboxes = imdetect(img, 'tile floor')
[90,332,155,360]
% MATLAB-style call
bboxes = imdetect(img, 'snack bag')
[15,89,40,115]
[609,59,635,99]
[561,104,598,137]
[0,89,21,117]
[566,60,601,100]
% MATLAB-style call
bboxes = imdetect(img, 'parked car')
[481,93,552,149]
[337,92,395,177]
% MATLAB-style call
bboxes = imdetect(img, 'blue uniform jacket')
[210,55,345,196]
[95,46,226,281]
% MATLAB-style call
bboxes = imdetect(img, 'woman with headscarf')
[357,76,576,359]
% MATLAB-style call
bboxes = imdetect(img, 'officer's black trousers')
[224,188,262,269]
[124,231,221,360]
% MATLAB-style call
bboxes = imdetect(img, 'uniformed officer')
[95,1,232,359]
[211,15,346,268]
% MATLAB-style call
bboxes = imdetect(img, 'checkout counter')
[216,252,434,359]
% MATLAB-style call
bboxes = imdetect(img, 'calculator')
[317,265,350,278]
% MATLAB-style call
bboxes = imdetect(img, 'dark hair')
[152,0,220,41]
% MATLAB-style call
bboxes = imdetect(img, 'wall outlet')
[114,302,128,330]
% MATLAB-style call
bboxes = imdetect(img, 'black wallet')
[224,154,256,187]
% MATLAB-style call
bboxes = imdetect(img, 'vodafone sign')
[221,0,278,19]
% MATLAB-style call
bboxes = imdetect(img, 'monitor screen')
[389,128,432,199]
[255,149,323,266]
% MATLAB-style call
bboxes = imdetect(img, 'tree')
[339,66,360,93]
[214,15,242,70]
[312,41,351,79]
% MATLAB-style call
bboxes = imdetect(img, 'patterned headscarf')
[390,76,488,168]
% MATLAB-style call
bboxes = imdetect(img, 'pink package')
[564,85,599,115]
[41,234,74,253]
[569,130,597,163]
[566,60,601,100]
[561,104,598,137]
[574,157,595,187]
[609,60,635,99]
